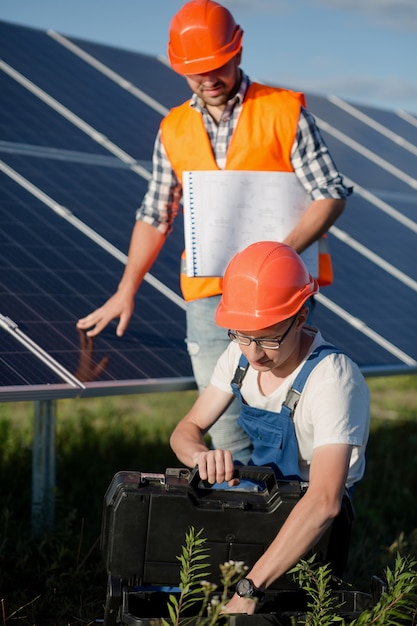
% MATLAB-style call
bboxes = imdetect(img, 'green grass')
[0,377,416,625]
[347,375,417,586]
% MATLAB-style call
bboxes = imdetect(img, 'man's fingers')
[77,307,118,337]
[76,309,102,330]
[116,311,132,337]
[205,450,234,485]
[85,324,102,338]
[78,313,108,337]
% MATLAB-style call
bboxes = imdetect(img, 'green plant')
[169,533,417,626]
[289,556,345,625]
[350,553,417,625]
[163,527,248,626]
[201,560,249,626]
[163,527,211,626]
[290,553,417,625]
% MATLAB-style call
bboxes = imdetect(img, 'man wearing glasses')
[170,241,369,614]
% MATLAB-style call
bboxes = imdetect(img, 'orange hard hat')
[168,0,243,75]
[216,242,319,331]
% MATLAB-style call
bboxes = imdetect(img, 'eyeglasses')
[228,315,297,350]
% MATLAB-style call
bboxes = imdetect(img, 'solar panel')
[0,166,193,401]
[1,18,416,531]
[1,18,417,404]
[65,34,192,109]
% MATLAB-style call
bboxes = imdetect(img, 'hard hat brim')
[169,47,239,76]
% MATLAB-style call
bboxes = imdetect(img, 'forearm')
[246,445,351,590]
[246,490,340,589]
[283,198,344,253]
[117,220,166,296]
[223,445,352,614]
[76,216,167,337]
[222,491,341,615]
[170,422,210,468]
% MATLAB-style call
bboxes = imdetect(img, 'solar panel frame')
[1,19,417,404]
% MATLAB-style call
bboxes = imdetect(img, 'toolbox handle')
[188,465,278,495]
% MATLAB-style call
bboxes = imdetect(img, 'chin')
[201,93,227,106]
[251,361,271,370]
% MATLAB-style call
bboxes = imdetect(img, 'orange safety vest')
[317,233,333,287]
[161,82,332,300]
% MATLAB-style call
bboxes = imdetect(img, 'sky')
[2,0,417,115]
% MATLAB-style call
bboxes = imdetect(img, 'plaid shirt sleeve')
[291,107,353,200]
[135,129,182,235]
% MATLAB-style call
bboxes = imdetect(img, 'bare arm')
[170,383,238,485]
[283,198,345,253]
[223,443,352,614]
[286,104,349,254]
[76,221,165,337]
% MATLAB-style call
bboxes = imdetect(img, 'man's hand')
[222,593,258,615]
[194,449,239,486]
[76,291,135,337]
[76,221,166,338]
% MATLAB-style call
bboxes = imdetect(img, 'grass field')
[1,375,417,625]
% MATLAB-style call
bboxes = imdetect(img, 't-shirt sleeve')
[304,354,370,449]
[210,343,240,395]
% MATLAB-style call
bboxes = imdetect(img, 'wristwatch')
[236,577,264,600]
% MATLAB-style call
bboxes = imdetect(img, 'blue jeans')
[186,296,252,463]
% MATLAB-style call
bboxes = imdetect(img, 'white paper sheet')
[182,170,317,277]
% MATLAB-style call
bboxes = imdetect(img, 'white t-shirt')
[210,329,370,488]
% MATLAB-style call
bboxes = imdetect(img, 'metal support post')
[31,399,57,534]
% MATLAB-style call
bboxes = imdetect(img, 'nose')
[244,340,264,358]
[201,70,219,81]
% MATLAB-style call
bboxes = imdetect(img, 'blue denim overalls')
[231,344,340,481]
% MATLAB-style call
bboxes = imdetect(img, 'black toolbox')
[100,466,371,625]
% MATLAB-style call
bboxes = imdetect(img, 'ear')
[296,306,309,329]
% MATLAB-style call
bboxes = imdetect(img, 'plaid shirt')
[137,72,352,235]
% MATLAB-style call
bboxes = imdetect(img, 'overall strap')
[231,354,249,388]
[283,345,342,416]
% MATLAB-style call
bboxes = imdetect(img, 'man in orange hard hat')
[77,1,352,463]
[170,241,369,613]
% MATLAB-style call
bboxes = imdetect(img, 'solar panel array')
[1,20,417,403]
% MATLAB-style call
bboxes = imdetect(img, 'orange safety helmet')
[168,0,243,75]
[216,242,319,331]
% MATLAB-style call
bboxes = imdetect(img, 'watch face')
[236,578,253,597]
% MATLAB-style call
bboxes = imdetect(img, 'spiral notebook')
[182,170,317,278]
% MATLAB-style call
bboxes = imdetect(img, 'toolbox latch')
[139,472,166,486]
